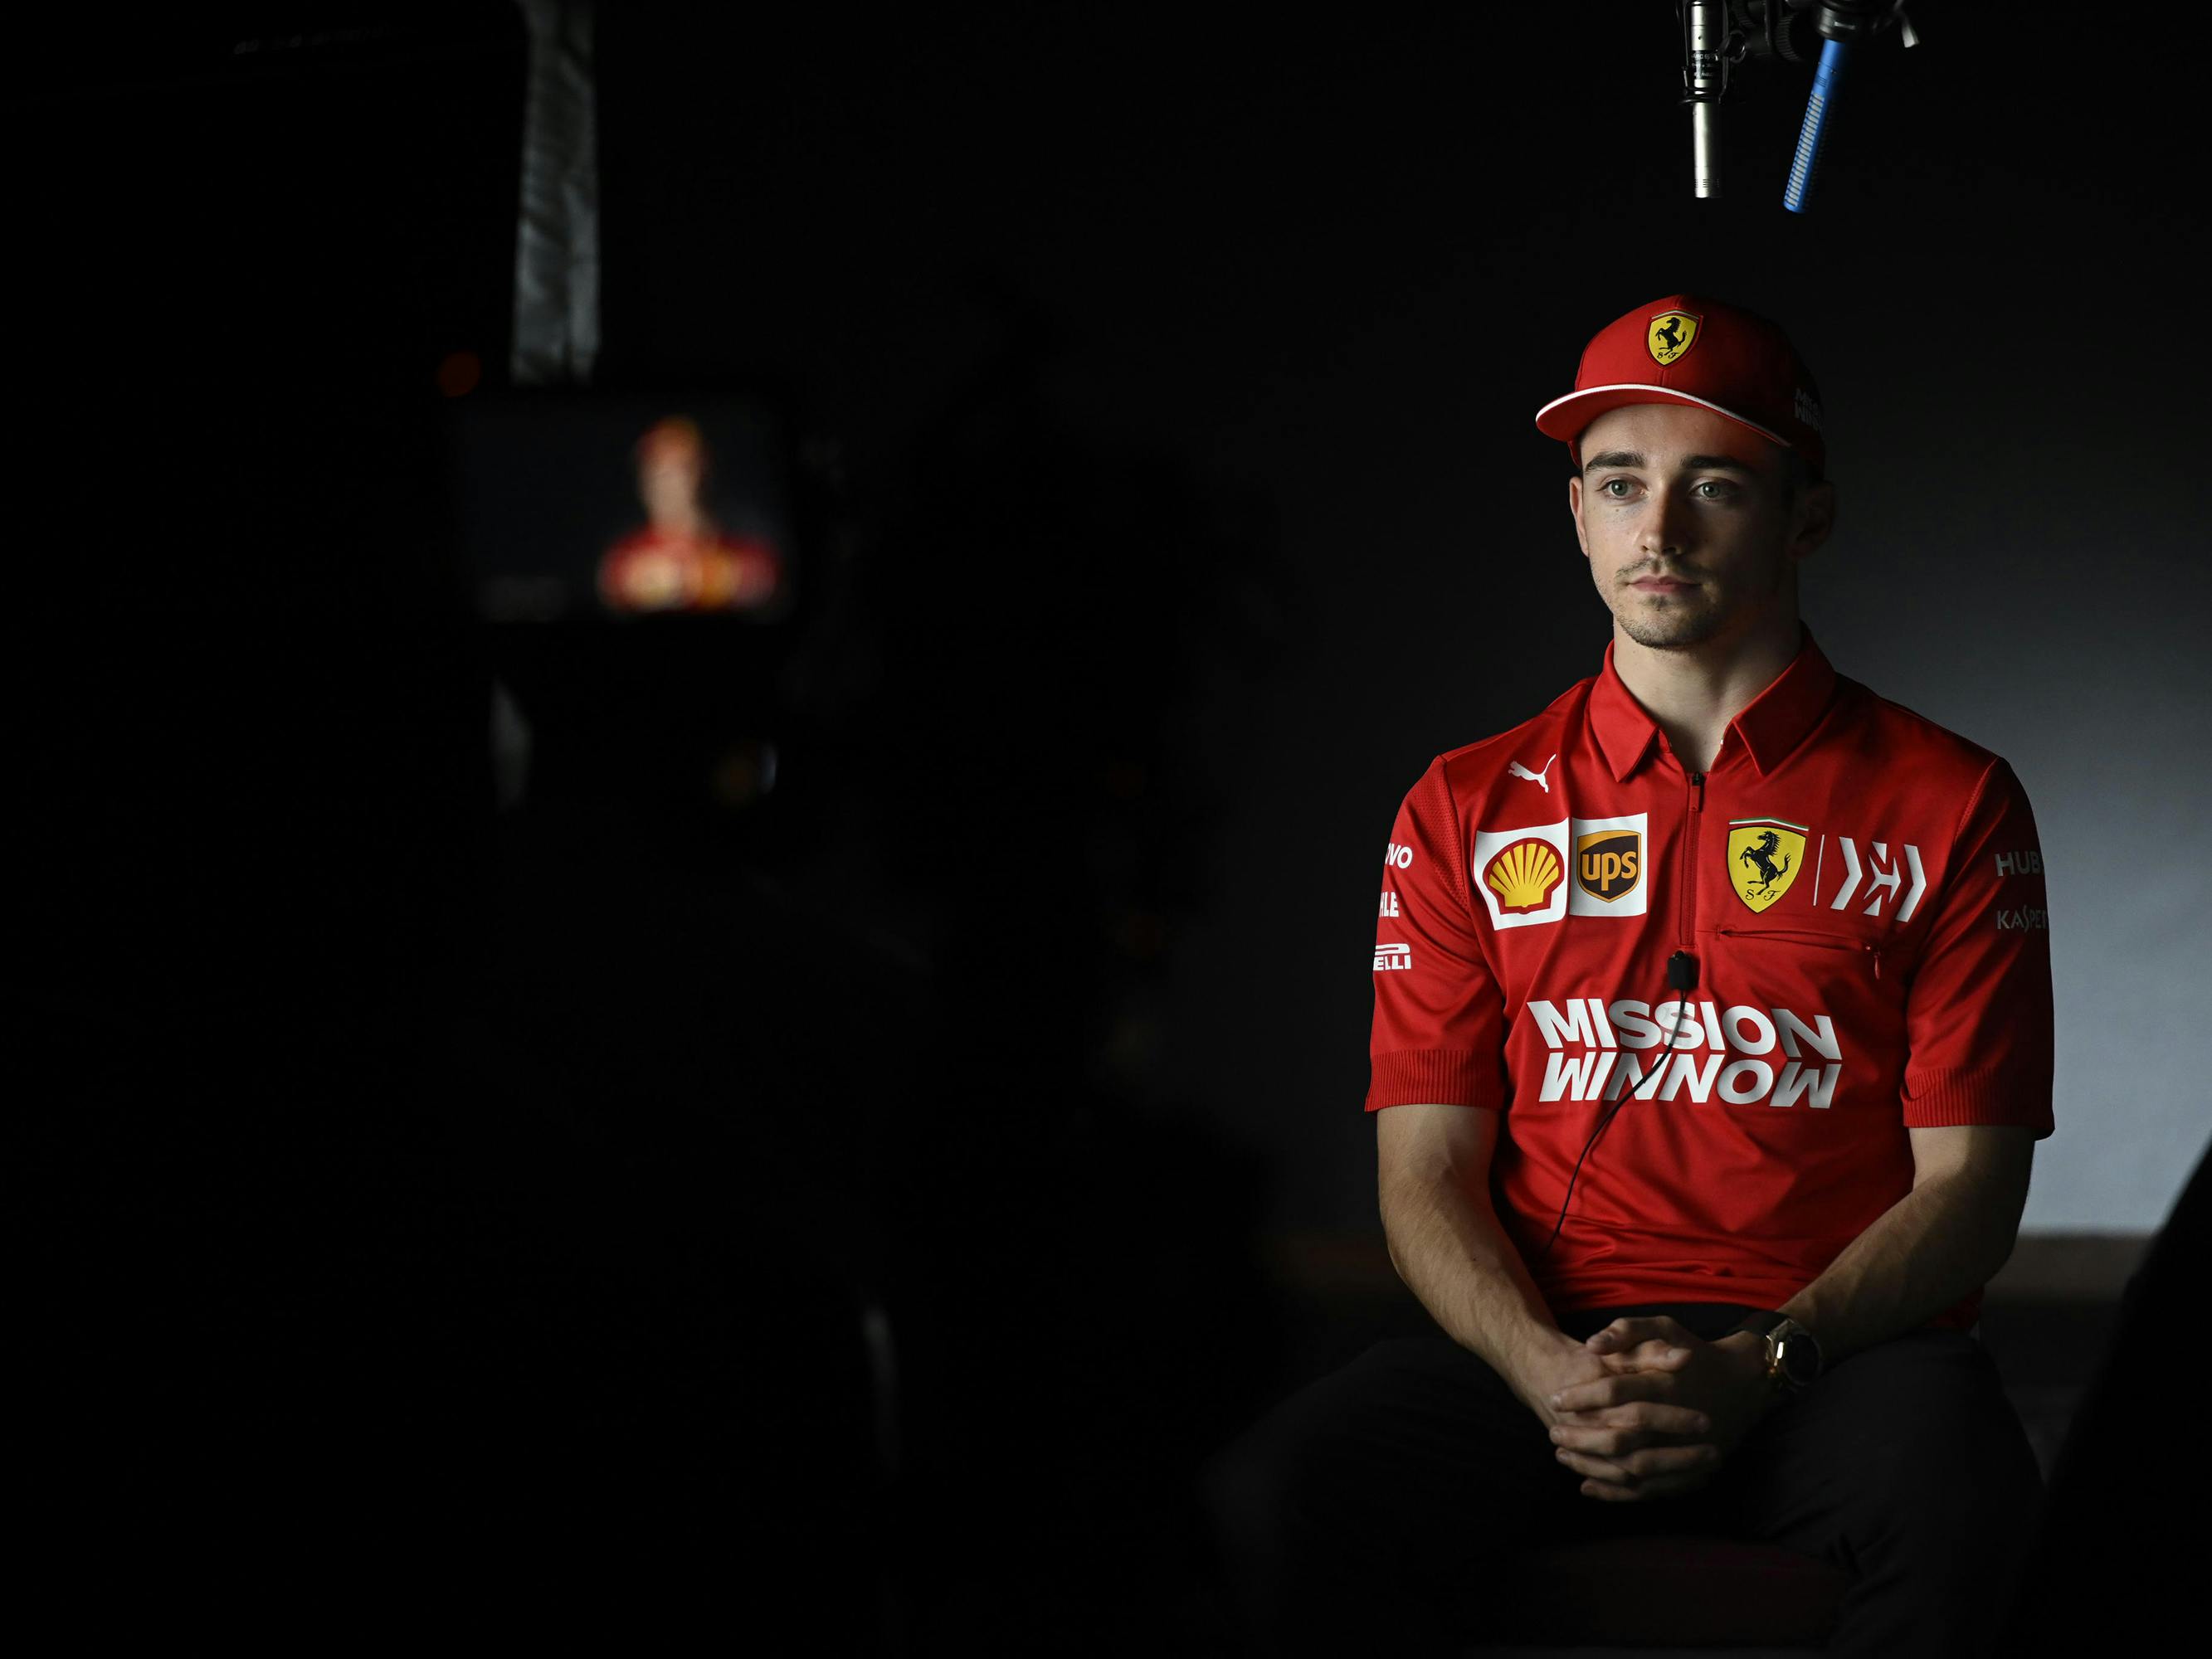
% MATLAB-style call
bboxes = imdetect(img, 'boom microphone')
[1683,1,1728,198]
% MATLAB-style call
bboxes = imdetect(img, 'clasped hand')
[1532,1316,1769,1504]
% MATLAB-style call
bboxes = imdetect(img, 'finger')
[1552,1409,1712,1452]
[1583,1316,1696,1354]
[1554,1429,1716,1469]
[1549,1370,1676,1414]
[1600,1339,1694,1374]
[1555,1447,1635,1486]
[1563,1401,1713,1437]
[1596,1399,1710,1436]
[1617,1443,1722,1480]
[1575,1460,1725,1513]
[1580,1478,1646,1502]
[1592,1468,1725,1504]
[1581,1467,1715,1503]
[1644,1403,1713,1436]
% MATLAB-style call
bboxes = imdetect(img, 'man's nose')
[1637,484,1698,557]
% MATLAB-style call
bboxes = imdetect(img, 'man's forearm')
[1381,1169,1561,1388]
[1775,1170,2021,1366]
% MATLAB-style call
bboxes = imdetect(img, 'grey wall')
[1132,31,2212,1238]
[1807,458,2211,1231]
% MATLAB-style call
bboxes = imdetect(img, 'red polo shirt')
[1368,625,2054,1331]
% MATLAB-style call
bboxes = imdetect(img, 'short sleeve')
[1899,758,2054,1138]
[1367,757,1511,1112]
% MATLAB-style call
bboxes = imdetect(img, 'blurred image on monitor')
[449,390,796,623]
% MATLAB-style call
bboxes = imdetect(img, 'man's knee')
[1197,1343,1479,1588]
[1852,1333,2040,1483]
[1198,1402,1344,1575]
[1803,1332,2046,1569]
[1202,1341,1564,1595]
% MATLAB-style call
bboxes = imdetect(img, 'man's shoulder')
[1831,672,2021,800]
[1417,678,1596,809]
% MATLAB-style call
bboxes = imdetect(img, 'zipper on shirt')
[1713,924,1884,979]
[1678,771,1704,953]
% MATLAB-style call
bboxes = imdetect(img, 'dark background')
[16,4,2206,1648]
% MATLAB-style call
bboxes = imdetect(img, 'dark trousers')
[1199,1303,2045,1658]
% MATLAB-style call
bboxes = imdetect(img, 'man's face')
[1566,402,1832,653]
[641,448,704,525]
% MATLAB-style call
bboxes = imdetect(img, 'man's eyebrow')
[1582,449,1761,475]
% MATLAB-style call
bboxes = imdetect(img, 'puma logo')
[1507,753,1558,792]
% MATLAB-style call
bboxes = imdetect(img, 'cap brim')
[1534,383,1790,450]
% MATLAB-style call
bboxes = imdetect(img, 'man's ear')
[1788,479,1837,562]
[1567,474,1591,560]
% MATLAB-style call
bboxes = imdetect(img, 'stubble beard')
[1609,557,1791,653]
[1615,597,1727,651]
[1605,572,1736,650]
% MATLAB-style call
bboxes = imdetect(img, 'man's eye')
[1694,480,1736,499]
[1601,479,1634,498]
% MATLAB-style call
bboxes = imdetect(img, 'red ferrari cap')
[1534,294,1825,474]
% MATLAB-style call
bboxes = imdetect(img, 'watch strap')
[1727,1310,1790,1340]
[1728,1311,1821,1394]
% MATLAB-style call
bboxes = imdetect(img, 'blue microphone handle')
[1784,38,1849,213]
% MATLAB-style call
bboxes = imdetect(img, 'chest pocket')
[1710,924,1891,981]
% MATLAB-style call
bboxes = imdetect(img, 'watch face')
[1778,1328,1821,1384]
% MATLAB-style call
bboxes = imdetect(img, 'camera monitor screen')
[448,390,796,623]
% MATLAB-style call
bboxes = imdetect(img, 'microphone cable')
[1536,947,1700,1260]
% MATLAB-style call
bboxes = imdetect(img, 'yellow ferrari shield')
[1647,309,1701,367]
[1728,819,1807,913]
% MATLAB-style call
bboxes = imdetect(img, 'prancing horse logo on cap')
[1647,310,1702,367]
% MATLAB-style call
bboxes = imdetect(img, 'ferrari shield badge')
[1727,818,1807,913]
[1647,310,1701,367]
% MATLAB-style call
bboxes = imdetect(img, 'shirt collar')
[1588,623,1839,781]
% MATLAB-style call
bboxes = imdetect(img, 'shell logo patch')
[1473,820,1571,930]
[1487,838,1562,913]
[1647,309,1701,367]
[1729,818,1809,913]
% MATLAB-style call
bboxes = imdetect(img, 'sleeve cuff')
[1900,1067,2054,1140]
[1367,1049,1507,1113]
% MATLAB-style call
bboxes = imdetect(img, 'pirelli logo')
[1374,943,1413,971]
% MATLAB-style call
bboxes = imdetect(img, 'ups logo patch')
[1575,828,1642,904]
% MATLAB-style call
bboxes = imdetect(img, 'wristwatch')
[1729,1311,1825,1399]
